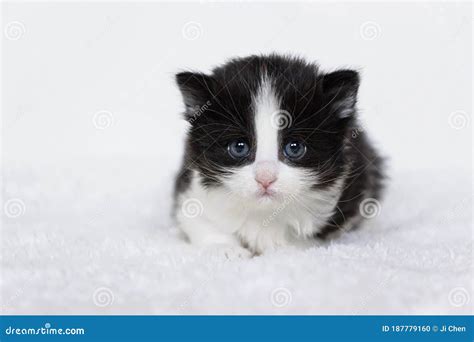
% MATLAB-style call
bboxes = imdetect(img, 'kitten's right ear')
[321,69,360,119]
[176,72,215,113]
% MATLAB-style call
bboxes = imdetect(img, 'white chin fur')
[175,169,344,254]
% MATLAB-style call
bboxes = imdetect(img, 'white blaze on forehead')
[253,75,280,162]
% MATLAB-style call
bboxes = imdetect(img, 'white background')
[3,2,472,170]
[1,2,472,314]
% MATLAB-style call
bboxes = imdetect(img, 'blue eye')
[283,141,307,160]
[228,140,250,159]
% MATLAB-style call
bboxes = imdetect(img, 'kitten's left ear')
[321,70,360,118]
[176,71,215,109]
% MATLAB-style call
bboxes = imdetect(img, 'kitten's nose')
[255,161,278,189]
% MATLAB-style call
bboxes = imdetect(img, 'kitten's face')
[176,55,359,207]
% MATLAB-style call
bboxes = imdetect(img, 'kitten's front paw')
[202,244,252,261]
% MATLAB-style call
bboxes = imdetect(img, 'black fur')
[174,54,384,238]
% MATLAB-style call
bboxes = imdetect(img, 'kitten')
[173,54,384,257]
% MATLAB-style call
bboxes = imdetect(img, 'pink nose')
[255,161,278,189]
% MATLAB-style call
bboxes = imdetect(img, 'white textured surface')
[1,1,472,315]
[1,159,472,314]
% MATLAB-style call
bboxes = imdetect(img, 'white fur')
[176,170,344,255]
[254,75,279,162]
[176,75,346,255]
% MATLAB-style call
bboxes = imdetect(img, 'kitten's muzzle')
[255,161,278,192]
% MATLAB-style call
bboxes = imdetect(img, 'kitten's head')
[176,55,359,207]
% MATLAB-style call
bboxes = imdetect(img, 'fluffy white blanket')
[1,159,472,314]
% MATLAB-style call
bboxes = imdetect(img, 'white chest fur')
[176,172,344,254]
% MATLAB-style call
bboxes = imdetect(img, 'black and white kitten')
[174,54,384,257]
